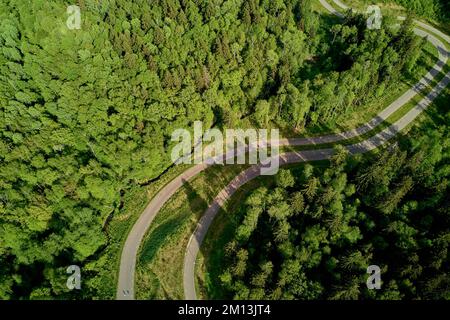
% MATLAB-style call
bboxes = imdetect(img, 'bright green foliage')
[381,0,450,22]
[0,0,315,300]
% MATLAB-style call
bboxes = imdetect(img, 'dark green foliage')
[382,0,450,22]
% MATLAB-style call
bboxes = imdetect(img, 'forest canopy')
[0,0,443,299]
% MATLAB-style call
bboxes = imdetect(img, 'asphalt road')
[117,0,449,300]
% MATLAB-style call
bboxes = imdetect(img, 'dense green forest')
[0,0,442,299]
[215,113,450,299]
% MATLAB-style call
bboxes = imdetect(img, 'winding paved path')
[117,0,450,300]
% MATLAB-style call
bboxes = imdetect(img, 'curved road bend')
[117,0,449,300]
[183,0,450,300]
